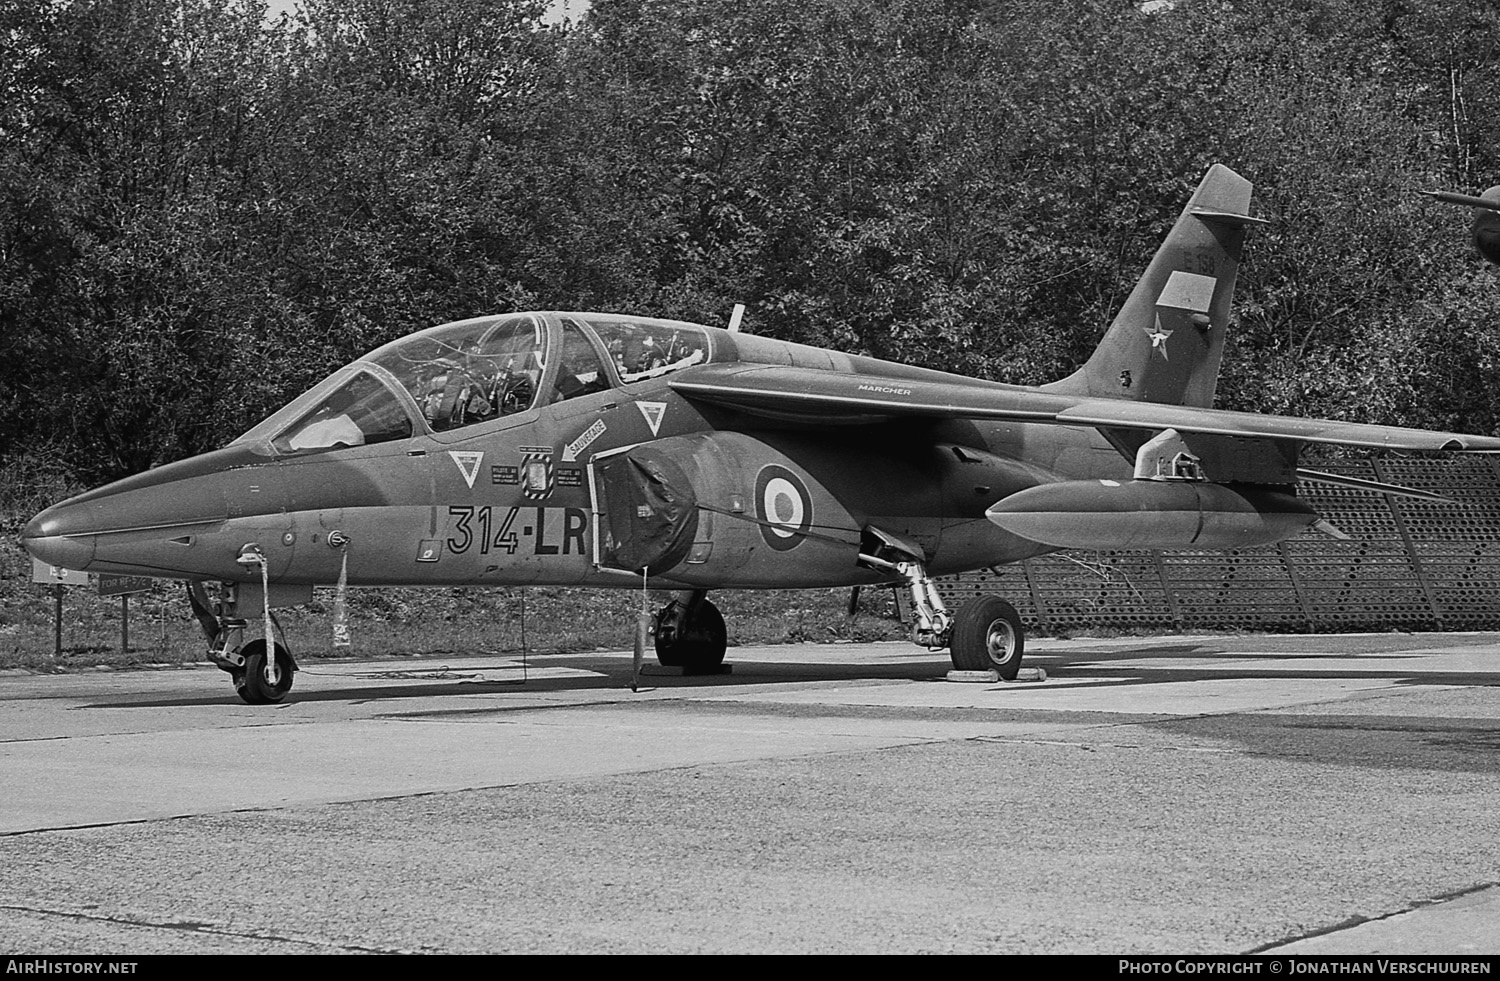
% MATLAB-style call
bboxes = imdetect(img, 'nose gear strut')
[185,555,298,705]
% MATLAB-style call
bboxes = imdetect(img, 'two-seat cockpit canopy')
[235,313,716,455]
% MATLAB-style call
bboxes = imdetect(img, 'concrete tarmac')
[2,632,1499,954]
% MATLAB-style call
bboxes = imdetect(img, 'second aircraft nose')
[21,501,97,572]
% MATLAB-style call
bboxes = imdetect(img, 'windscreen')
[271,371,413,454]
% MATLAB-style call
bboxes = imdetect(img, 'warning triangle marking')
[448,451,485,489]
[637,401,666,437]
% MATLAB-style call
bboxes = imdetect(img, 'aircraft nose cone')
[21,502,96,572]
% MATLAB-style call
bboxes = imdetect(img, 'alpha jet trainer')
[24,165,1500,703]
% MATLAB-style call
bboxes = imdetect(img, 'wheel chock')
[641,663,734,677]
[944,667,1047,684]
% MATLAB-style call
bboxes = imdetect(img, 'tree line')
[3,0,1499,504]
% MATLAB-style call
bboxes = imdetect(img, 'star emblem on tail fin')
[1144,323,1173,360]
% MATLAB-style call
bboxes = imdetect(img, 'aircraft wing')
[670,364,1500,452]
[670,364,1066,424]
[1051,400,1500,452]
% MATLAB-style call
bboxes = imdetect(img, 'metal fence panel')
[941,457,1500,632]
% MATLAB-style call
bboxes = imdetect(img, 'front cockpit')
[235,312,717,456]
[370,313,549,434]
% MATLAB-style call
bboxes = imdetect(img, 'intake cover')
[594,447,700,573]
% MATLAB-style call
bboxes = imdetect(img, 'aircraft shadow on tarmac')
[71,644,1500,776]
[84,653,959,709]
[1147,710,1500,776]
[82,639,1499,711]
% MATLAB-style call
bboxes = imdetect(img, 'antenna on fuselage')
[727,303,746,333]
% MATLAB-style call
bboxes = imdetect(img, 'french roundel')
[755,465,812,551]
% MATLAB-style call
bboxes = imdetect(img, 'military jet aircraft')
[24,165,1500,703]
[1422,185,1500,264]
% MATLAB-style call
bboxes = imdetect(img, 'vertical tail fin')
[1043,164,1263,408]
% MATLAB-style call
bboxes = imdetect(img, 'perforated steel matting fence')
[940,457,1500,632]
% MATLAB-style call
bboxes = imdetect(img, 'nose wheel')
[234,639,296,704]
[191,582,299,704]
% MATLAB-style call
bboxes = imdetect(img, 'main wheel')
[654,598,727,673]
[949,596,1024,679]
[236,639,295,704]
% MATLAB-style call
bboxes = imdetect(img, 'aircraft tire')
[654,599,727,672]
[949,596,1024,679]
[237,640,295,704]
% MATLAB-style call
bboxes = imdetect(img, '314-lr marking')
[447,506,586,556]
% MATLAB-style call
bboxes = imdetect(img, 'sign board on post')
[98,575,154,597]
[96,577,154,657]
[32,559,89,657]
[31,559,89,587]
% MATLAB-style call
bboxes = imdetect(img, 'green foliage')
[3,0,1500,494]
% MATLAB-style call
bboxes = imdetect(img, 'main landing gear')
[187,581,298,704]
[859,535,1025,679]
[948,594,1025,678]
[653,589,727,673]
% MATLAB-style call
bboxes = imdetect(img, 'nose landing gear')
[188,581,298,704]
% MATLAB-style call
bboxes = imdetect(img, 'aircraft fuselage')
[23,313,1111,592]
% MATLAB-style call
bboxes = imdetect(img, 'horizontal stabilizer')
[1421,189,1500,213]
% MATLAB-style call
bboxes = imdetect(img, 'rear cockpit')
[572,314,710,382]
